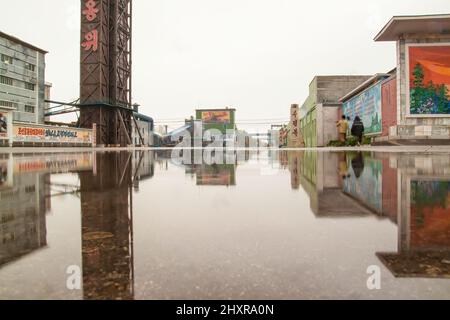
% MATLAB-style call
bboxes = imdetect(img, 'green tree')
[411,64,426,113]
[436,84,449,114]
[413,63,425,88]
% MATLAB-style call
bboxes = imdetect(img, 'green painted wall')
[300,108,317,147]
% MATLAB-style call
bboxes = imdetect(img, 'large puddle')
[0,150,449,300]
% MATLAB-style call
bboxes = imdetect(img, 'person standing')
[336,115,349,143]
[351,116,365,146]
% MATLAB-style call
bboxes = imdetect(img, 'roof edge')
[339,73,390,102]
[374,14,450,41]
[0,31,48,54]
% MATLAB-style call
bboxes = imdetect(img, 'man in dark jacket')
[351,116,365,146]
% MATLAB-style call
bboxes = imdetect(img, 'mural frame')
[342,81,383,136]
[405,43,450,118]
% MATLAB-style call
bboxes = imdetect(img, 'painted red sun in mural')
[409,46,450,92]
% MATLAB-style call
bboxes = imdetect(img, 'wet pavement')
[0,149,449,300]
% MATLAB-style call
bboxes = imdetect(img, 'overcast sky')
[1,0,449,131]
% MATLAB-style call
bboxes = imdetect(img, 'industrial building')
[299,76,371,147]
[132,111,154,147]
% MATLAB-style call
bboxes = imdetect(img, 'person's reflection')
[351,152,365,178]
[338,153,350,180]
[78,152,134,300]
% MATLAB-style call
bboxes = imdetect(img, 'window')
[0,76,13,86]
[25,105,35,113]
[25,82,35,91]
[1,54,13,64]
[24,63,35,72]
[0,100,18,109]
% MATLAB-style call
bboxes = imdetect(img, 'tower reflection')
[79,151,134,300]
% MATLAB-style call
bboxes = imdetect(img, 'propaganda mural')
[343,82,383,135]
[201,111,231,124]
[409,46,450,115]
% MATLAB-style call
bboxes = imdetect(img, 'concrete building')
[374,14,450,144]
[299,76,371,147]
[0,31,47,125]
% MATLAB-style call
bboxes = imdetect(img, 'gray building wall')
[132,118,154,146]
[0,34,46,125]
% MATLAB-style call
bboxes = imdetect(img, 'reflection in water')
[79,152,134,300]
[0,154,48,266]
[0,149,449,299]
[286,150,450,278]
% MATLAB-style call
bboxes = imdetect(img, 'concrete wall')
[320,104,340,147]
[395,36,450,139]
[316,76,372,104]
[0,36,46,125]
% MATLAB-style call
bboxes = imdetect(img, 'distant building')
[374,14,450,144]
[299,76,371,147]
[132,112,154,146]
[0,31,47,125]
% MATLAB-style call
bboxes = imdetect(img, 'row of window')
[0,100,35,113]
[0,75,36,91]
[1,54,36,71]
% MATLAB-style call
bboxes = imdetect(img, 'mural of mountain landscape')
[409,46,450,115]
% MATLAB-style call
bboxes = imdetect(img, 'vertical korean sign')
[290,104,300,146]
[81,0,99,52]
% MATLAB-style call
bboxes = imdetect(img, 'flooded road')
[0,150,449,300]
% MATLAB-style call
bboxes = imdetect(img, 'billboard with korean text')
[343,82,382,135]
[201,111,231,124]
[13,124,93,144]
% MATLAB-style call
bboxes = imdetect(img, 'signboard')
[0,112,8,139]
[197,165,236,186]
[343,82,382,135]
[290,104,299,143]
[408,45,450,115]
[201,111,231,124]
[13,124,93,144]
[81,0,99,52]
